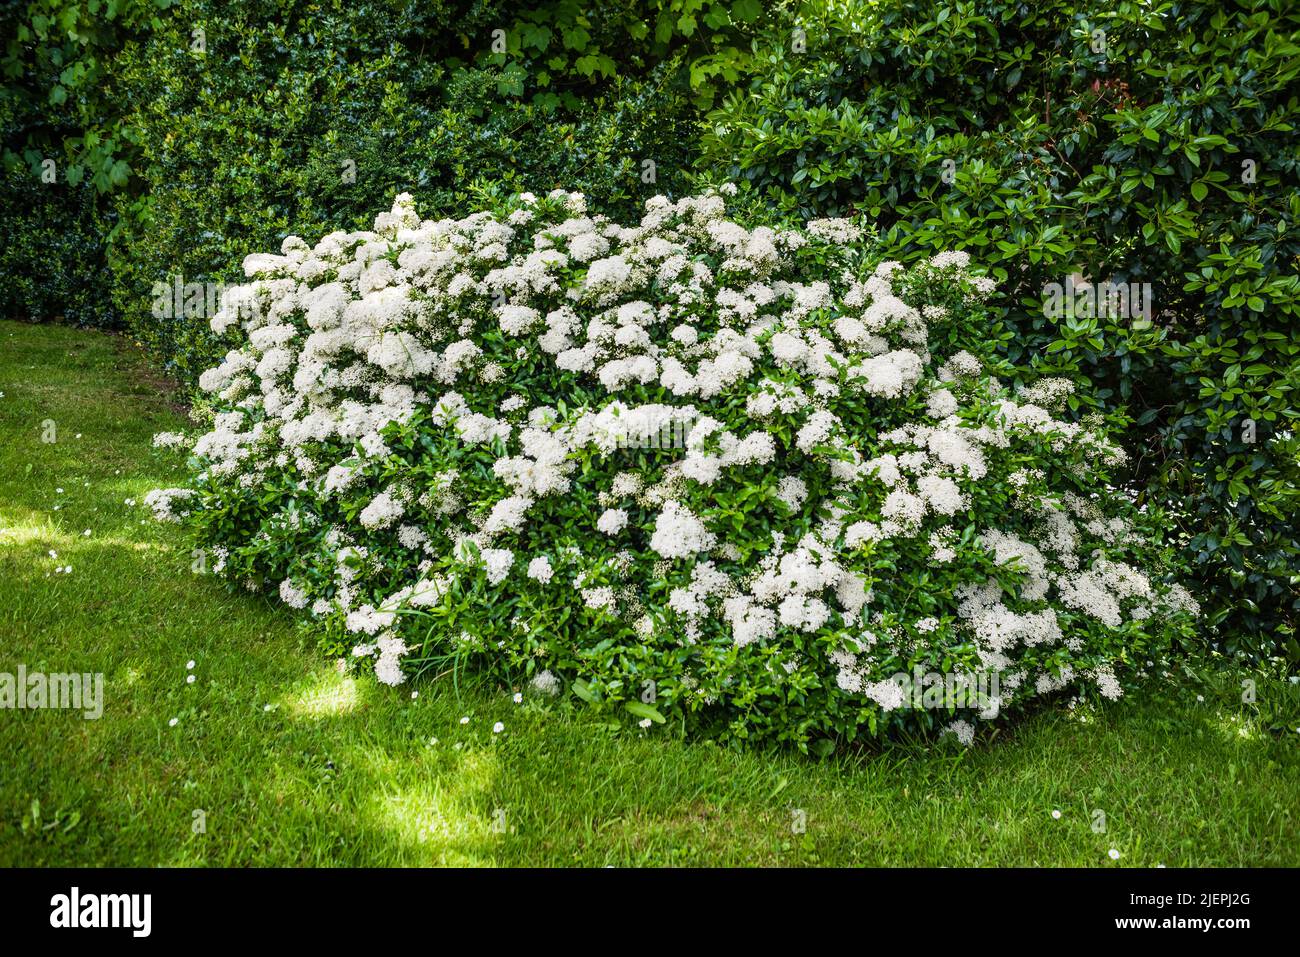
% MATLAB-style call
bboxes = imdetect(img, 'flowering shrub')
[701,0,1300,658]
[151,188,1199,747]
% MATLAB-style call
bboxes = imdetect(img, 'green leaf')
[624,700,665,723]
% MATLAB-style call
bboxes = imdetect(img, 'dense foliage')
[0,156,114,327]
[146,190,1198,746]
[700,0,1300,658]
[1,0,153,327]
[3,0,774,367]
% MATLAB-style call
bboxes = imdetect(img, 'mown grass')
[0,318,1296,867]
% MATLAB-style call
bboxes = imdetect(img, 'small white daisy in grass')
[492,722,504,734]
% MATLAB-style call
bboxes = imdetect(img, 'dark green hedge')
[3,0,774,364]
[0,162,114,328]
[0,5,122,329]
[700,0,1300,658]
[102,0,714,383]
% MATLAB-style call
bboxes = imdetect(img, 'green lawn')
[0,318,1296,867]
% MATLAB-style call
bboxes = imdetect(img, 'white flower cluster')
[157,188,1197,741]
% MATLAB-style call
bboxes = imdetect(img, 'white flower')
[530,670,562,696]
[775,476,808,509]
[480,548,514,585]
[596,508,629,535]
[649,501,715,559]
[945,720,975,746]
[527,556,554,583]
[152,431,189,450]
[143,487,195,523]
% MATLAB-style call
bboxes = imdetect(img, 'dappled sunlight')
[358,748,501,865]
[281,669,362,719]
[1205,707,1266,745]
[0,526,179,587]
[0,514,71,548]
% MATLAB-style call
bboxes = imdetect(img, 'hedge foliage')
[2,0,775,367]
[700,0,1300,657]
[101,1,697,382]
